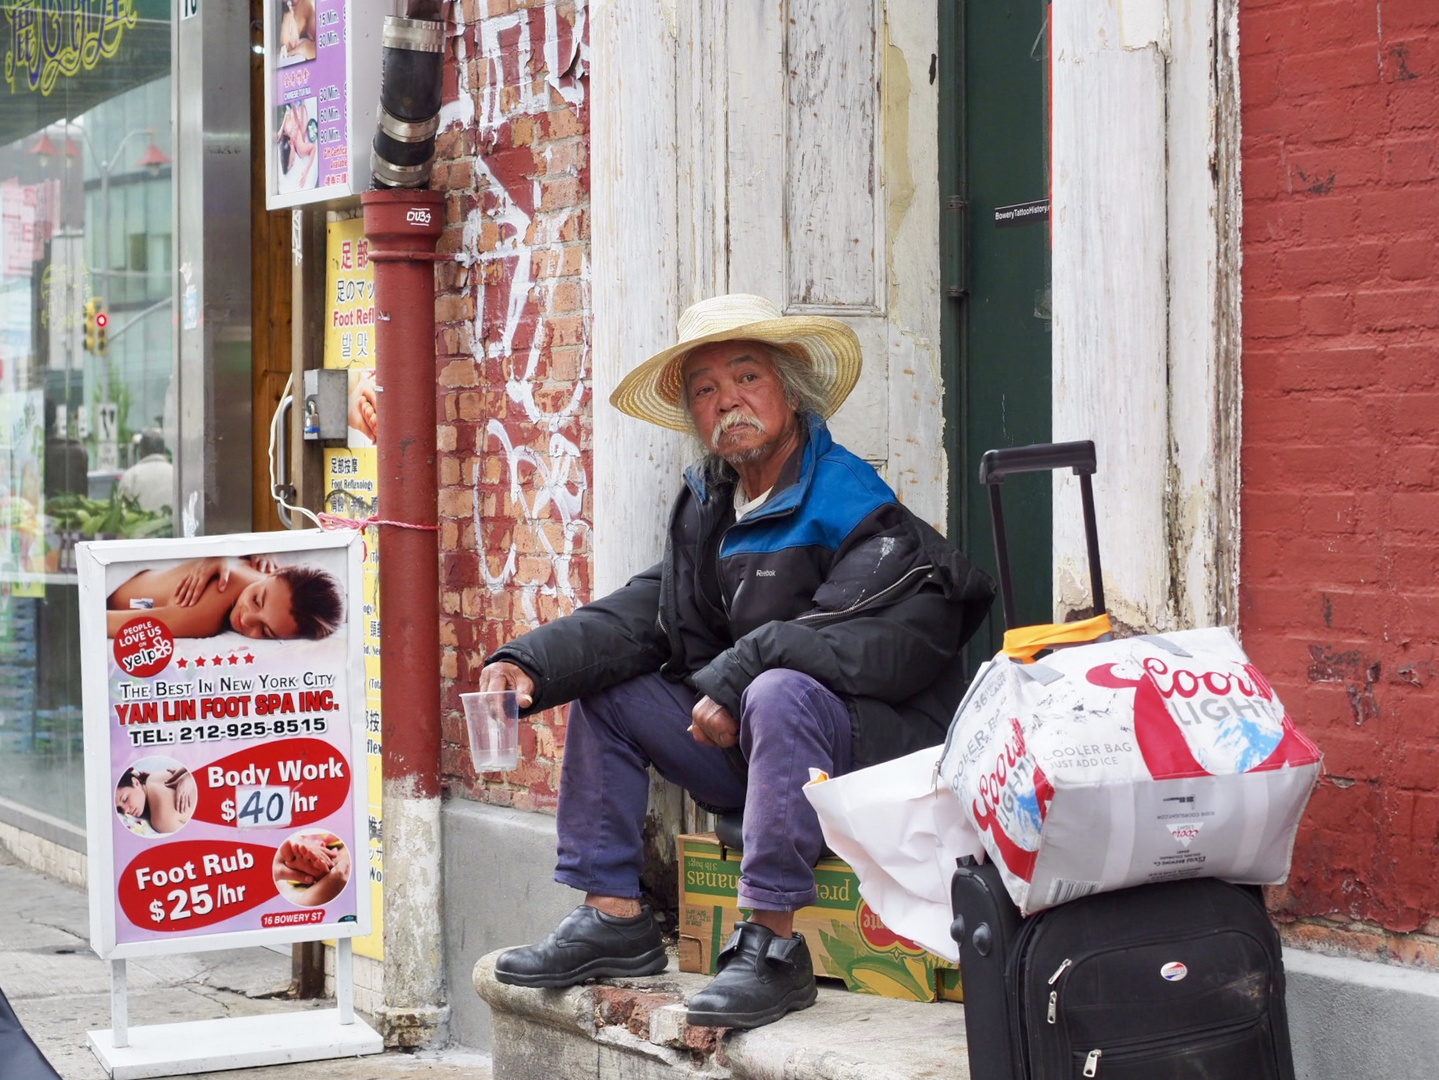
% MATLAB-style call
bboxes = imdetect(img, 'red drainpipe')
[362,187,448,1046]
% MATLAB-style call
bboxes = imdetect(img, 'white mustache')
[710,410,765,450]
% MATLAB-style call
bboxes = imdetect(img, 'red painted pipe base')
[363,189,445,799]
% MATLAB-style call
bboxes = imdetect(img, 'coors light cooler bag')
[939,626,1321,914]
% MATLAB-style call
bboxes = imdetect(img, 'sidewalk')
[0,847,490,1079]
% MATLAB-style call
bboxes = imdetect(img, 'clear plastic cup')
[461,690,519,772]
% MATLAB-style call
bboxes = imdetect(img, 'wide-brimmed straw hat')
[609,294,862,432]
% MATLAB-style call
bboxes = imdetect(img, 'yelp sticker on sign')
[114,616,174,677]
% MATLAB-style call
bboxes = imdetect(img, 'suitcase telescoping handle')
[979,440,1104,631]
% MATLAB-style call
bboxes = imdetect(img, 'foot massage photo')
[272,831,352,906]
[105,554,343,641]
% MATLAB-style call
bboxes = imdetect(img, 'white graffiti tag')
[448,3,593,607]
[477,422,590,622]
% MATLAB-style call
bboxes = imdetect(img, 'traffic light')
[83,298,97,352]
[83,298,109,354]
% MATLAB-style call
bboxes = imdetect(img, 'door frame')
[939,0,1054,665]
[941,0,1242,635]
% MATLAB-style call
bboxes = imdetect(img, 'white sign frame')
[80,528,371,961]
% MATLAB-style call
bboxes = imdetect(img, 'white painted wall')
[1051,0,1239,631]
[596,0,1239,627]
[592,0,687,597]
[593,0,944,601]
[1051,0,1170,631]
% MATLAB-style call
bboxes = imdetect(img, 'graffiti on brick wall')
[446,2,590,619]
[474,425,588,623]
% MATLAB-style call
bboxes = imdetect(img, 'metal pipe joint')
[370,16,445,189]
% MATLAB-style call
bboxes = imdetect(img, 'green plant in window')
[45,491,170,539]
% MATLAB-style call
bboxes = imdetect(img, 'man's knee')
[741,668,839,725]
[569,679,639,734]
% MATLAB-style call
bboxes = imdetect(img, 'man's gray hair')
[680,342,827,482]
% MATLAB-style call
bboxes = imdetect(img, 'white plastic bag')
[803,746,983,961]
[939,627,1322,914]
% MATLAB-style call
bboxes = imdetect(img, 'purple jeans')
[554,668,854,911]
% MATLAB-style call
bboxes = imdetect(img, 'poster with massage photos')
[263,0,386,208]
[78,529,370,959]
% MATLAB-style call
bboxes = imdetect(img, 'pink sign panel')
[271,0,349,197]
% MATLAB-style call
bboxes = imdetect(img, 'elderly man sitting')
[483,294,993,1029]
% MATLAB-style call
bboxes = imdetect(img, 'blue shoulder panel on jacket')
[722,439,897,558]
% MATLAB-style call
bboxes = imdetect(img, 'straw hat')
[609,294,862,432]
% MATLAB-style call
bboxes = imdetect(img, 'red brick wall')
[1240,0,1439,960]
[434,0,591,812]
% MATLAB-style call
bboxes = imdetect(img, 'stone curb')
[473,950,971,1080]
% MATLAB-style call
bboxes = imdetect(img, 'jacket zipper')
[716,514,737,620]
[718,541,733,619]
[717,483,800,619]
[793,563,934,626]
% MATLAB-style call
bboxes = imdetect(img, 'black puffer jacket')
[488,419,994,766]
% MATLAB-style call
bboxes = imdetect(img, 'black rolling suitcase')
[950,441,1296,1080]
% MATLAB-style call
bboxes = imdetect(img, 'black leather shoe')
[686,921,818,1028]
[493,904,667,988]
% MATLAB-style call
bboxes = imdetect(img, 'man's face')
[682,342,796,464]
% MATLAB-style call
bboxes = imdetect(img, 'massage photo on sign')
[114,755,198,838]
[106,553,343,642]
[275,0,317,65]
[275,98,319,194]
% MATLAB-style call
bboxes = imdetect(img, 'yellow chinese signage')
[323,213,383,961]
[4,0,137,96]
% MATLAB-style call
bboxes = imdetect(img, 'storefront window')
[1,1,173,824]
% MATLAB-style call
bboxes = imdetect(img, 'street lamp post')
[33,121,174,466]
[68,124,169,313]
[40,122,171,437]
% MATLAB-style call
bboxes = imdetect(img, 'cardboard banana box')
[677,833,961,1003]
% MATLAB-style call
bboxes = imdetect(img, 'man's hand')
[689,696,739,748]
[478,661,535,709]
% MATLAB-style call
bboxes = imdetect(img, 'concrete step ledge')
[473,950,970,1080]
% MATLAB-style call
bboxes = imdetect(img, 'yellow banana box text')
[677,833,961,1004]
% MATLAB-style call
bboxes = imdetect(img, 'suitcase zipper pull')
[1046,959,1071,1023]
[1083,1048,1102,1076]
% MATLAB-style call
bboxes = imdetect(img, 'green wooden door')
[941,0,1053,663]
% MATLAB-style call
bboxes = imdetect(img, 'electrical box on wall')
[264,0,386,209]
[303,369,350,441]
